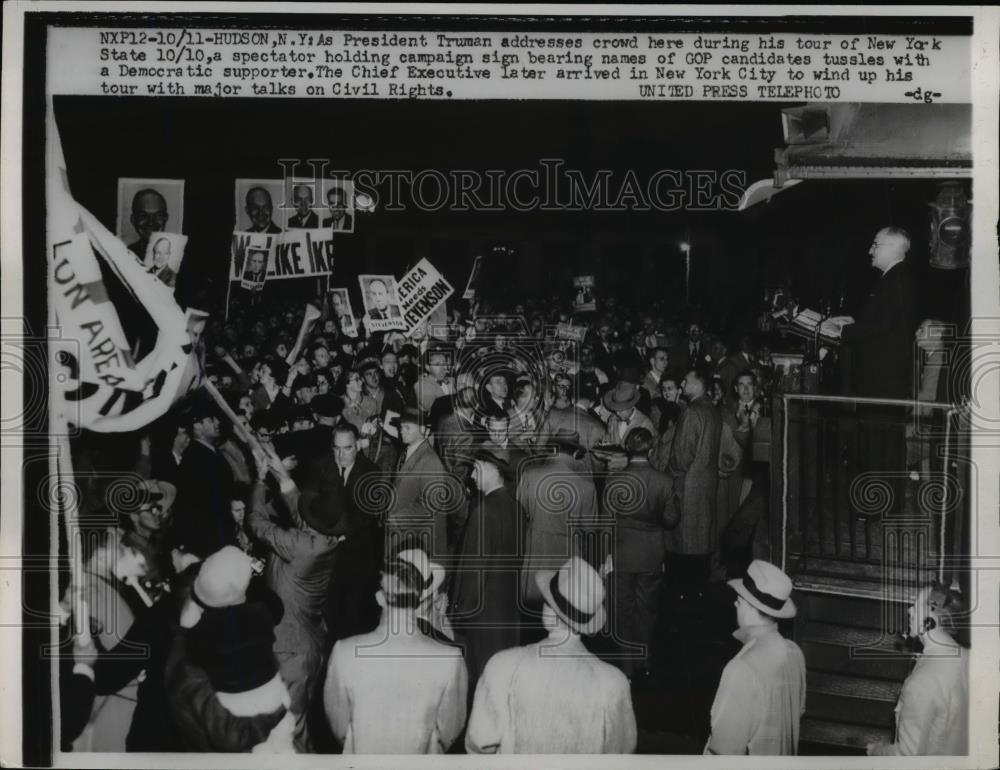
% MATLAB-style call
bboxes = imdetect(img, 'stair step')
[800,717,893,752]
[793,574,912,602]
[806,671,901,726]
[801,623,913,681]
[795,583,909,630]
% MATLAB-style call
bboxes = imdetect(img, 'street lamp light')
[679,241,691,304]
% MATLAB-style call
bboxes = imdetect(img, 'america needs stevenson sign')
[396,258,454,332]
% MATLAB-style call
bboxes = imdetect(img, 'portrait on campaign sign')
[142,231,187,288]
[284,179,323,229]
[573,274,596,312]
[330,287,359,337]
[240,246,270,291]
[359,273,405,332]
[234,178,286,233]
[13,6,997,767]
[322,179,355,233]
[115,177,184,258]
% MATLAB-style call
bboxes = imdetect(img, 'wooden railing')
[770,393,969,590]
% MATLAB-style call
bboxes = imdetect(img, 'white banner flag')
[48,108,202,432]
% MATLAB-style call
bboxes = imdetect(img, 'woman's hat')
[602,381,640,412]
[728,559,796,619]
[535,557,607,635]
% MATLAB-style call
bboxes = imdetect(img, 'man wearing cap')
[518,430,598,610]
[245,447,344,739]
[388,406,464,559]
[602,381,656,447]
[605,428,679,681]
[450,448,523,704]
[323,549,468,753]
[705,559,806,755]
[666,368,723,598]
[466,557,637,754]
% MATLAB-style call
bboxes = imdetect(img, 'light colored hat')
[192,546,253,609]
[535,557,607,635]
[728,559,796,619]
[602,381,640,412]
[393,548,445,601]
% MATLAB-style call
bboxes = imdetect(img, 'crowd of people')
[57,261,968,755]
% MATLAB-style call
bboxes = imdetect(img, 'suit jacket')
[538,406,606,451]
[667,395,722,554]
[641,370,661,400]
[250,222,282,234]
[246,481,341,712]
[175,441,235,553]
[466,641,636,754]
[389,440,463,559]
[603,408,656,446]
[323,625,467,753]
[287,211,319,229]
[434,410,482,481]
[517,453,598,604]
[368,305,401,321]
[416,373,453,414]
[841,261,919,399]
[605,459,679,573]
[450,486,523,687]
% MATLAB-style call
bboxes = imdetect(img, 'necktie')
[338,465,345,484]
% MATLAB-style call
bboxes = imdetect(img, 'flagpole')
[201,377,264,457]
[224,277,234,323]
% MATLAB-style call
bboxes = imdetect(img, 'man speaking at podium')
[829,226,919,400]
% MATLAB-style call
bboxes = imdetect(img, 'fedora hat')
[398,406,425,427]
[297,488,344,537]
[728,559,796,619]
[602,381,640,412]
[473,447,514,481]
[535,557,607,636]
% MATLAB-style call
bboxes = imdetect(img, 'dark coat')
[517,452,598,605]
[175,440,235,553]
[605,459,679,574]
[164,628,288,752]
[450,486,523,690]
[841,261,919,399]
[287,211,319,229]
[667,394,722,555]
[246,481,341,712]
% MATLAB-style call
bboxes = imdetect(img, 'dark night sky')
[53,95,968,326]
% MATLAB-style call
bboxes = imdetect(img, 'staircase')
[793,577,914,754]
